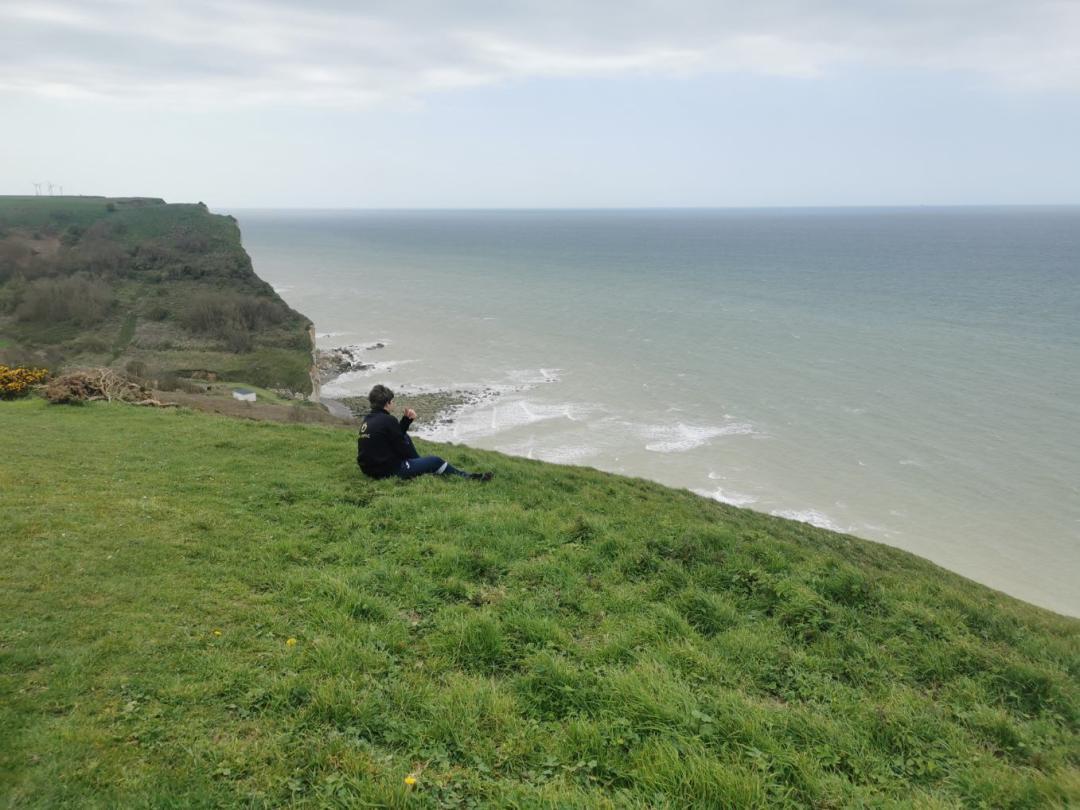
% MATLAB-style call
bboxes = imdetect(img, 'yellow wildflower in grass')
[213,629,222,636]
[404,775,417,786]
[286,637,297,647]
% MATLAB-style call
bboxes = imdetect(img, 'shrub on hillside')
[124,359,148,379]
[180,293,288,352]
[60,225,84,247]
[131,243,178,268]
[0,365,48,399]
[70,335,110,355]
[173,231,210,253]
[71,236,128,274]
[0,241,32,282]
[15,276,113,326]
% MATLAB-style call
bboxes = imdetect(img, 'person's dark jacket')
[357,408,414,478]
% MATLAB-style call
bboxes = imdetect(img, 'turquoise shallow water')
[231,208,1080,616]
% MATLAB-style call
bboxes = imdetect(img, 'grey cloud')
[2,0,1078,105]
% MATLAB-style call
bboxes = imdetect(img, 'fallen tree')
[41,368,169,407]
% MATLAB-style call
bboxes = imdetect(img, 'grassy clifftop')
[1,399,1077,807]
[0,196,313,394]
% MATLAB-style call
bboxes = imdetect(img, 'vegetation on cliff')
[0,196,313,393]
[2,399,1076,807]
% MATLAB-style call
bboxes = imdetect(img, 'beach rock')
[316,346,374,383]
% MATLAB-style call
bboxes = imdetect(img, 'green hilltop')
[1,398,1076,807]
[0,196,314,394]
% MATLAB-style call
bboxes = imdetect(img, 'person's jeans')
[396,435,469,479]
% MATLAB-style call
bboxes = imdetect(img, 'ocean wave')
[316,331,358,340]
[497,441,599,465]
[691,486,758,507]
[422,398,596,442]
[330,339,390,353]
[402,367,560,401]
[505,368,562,387]
[769,508,847,533]
[642,421,756,453]
[322,360,416,395]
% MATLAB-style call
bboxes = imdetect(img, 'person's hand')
[404,408,417,420]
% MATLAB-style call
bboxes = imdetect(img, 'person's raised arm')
[389,415,414,459]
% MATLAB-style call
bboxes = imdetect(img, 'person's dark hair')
[368,384,394,410]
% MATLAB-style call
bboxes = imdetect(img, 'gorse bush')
[0,365,48,399]
[15,275,113,326]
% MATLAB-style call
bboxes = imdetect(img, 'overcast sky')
[3,0,1079,207]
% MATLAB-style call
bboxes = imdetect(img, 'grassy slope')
[1,399,1077,808]
[0,197,313,393]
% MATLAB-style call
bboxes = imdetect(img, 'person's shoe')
[470,471,494,481]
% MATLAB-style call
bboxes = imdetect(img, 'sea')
[229,207,1080,617]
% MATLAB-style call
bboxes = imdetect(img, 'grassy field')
[0,196,152,232]
[0,197,231,249]
[1,399,1077,807]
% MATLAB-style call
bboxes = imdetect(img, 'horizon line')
[215,202,1080,212]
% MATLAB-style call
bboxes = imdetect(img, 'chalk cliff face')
[0,195,315,395]
[308,325,321,403]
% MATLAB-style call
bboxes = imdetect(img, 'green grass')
[110,312,138,359]
[0,196,123,231]
[1,399,1077,807]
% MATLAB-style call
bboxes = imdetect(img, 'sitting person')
[357,384,493,481]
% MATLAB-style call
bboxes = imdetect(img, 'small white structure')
[232,388,257,403]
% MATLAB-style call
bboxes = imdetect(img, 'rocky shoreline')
[315,342,386,383]
[315,342,495,429]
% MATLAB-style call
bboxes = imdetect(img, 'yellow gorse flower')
[0,366,48,400]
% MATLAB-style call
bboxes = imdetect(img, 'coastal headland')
[0,195,314,396]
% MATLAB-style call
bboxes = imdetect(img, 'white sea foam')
[498,441,599,465]
[769,508,847,533]
[405,366,569,440]
[419,398,597,442]
[536,445,599,464]
[505,368,562,386]
[316,331,355,339]
[692,486,758,507]
[331,338,391,352]
[322,360,416,396]
[642,421,756,453]
[491,400,586,433]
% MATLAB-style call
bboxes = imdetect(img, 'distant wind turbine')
[47,182,54,196]
[33,182,42,196]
